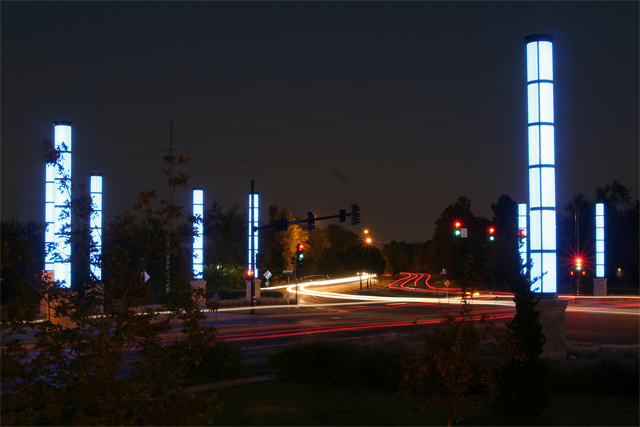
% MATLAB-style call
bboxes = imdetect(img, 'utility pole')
[166,119,174,293]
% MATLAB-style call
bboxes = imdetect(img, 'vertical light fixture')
[518,203,528,273]
[526,34,557,293]
[90,174,103,280]
[248,182,259,278]
[595,203,605,278]
[193,188,204,279]
[45,121,73,287]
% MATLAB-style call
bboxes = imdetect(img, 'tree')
[488,195,522,288]
[494,273,549,423]
[1,152,222,425]
[262,206,308,283]
[427,196,489,289]
[1,220,45,307]
[399,299,498,427]
[203,201,246,289]
[339,243,387,279]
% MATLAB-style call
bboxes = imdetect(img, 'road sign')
[263,270,272,280]
[441,269,447,275]
[283,269,293,274]
[461,228,468,238]
[444,280,451,288]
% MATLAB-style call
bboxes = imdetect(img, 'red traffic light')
[246,269,254,278]
[454,221,462,229]
[519,229,527,237]
[297,243,305,252]
[488,227,495,234]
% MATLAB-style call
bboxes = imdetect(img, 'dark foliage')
[268,340,404,390]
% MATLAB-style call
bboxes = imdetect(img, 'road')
[211,274,639,364]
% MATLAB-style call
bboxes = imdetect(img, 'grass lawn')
[201,380,639,426]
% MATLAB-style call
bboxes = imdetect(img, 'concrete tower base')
[536,294,568,360]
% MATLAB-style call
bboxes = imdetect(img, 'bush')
[268,339,405,389]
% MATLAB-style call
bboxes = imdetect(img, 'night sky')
[2,1,638,244]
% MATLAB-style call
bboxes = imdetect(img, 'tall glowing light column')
[595,203,605,278]
[90,174,103,280]
[526,34,556,293]
[518,203,528,273]
[193,189,204,279]
[45,121,73,287]
[248,184,259,278]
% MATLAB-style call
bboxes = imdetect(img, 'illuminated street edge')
[193,188,204,279]
[90,174,103,280]
[248,193,259,278]
[45,121,73,287]
[595,203,605,278]
[526,34,557,293]
[518,203,528,274]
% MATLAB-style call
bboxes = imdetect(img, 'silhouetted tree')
[1,153,222,426]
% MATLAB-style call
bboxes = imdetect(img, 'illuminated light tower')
[594,203,607,295]
[518,203,528,273]
[89,174,103,281]
[45,121,73,287]
[595,203,605,277]
[193,188,204,279]
[526,35,557,293]
[248,181,259,278]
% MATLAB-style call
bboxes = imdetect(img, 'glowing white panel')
[194,232,203,249]
[538,41,553,80]
[192,189,204,279]
[530,253,542,292]
[527,84,539,123]
[541,252,557,293]
[527,42,539,81]
[540,125,555,164]
[596,265,605,277]
[529,169,541,207]
[528,126,540,166]
[539,83,554,123]
[540,168,556,207]
[530,210,541,250]
[596,228,604,240]
[541,210,556,250]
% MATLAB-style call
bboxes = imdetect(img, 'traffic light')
[296,243,305,268]
[518,229,527,242]
[454,221,462,237]
[307,212,316,231]
[256,253,264,270]
[351,204,360,225]
[339,209,346,223]
[575,258,582,271]
[488,227,496,241]
[246,269,254,279]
